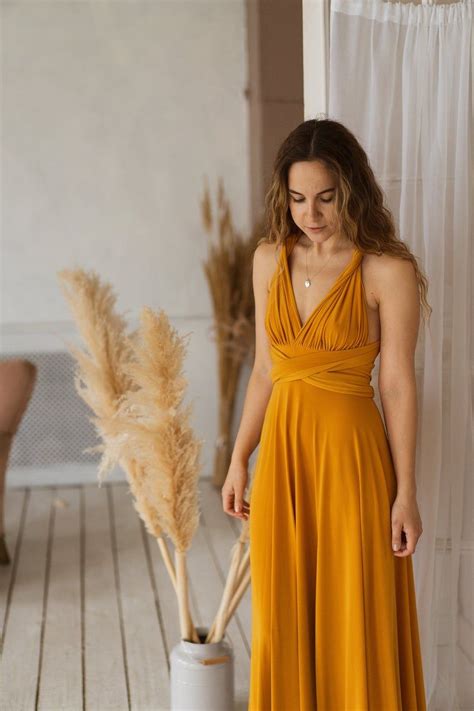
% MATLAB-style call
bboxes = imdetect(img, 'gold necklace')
[304,241,342,288]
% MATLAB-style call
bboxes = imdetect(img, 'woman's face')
[287,160,340,244]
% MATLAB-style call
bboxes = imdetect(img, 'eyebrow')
[288,187,335,197]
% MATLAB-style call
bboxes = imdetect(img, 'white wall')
[1,0,251,483]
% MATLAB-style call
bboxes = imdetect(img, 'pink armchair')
[0,359,37,564]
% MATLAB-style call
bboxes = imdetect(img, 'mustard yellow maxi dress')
[248,234,427,710]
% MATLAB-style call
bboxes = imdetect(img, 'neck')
[296,232,351,254]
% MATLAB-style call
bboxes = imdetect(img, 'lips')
[308,226,325,229]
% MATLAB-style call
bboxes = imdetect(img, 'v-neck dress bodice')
[264,234,381,398]
[248,234,427,710]
[267,233,371,349]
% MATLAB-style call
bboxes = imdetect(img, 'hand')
[221,461,250,521]
[391,494,423,556]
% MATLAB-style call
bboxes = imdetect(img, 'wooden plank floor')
[0,479,251,711]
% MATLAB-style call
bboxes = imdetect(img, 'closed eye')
[292,197,333,204]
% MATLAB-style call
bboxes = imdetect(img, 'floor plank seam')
[34,487,55,710]
[139,517,171,675]
[80,486,86,711]
[107,484,132,711]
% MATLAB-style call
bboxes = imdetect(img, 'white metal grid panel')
[4,352,99,469]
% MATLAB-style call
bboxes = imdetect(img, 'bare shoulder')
[253,241,282,293]
[361,250,418,307]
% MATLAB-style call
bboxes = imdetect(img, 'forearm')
[379,376,418,497]
[230,367,273,465]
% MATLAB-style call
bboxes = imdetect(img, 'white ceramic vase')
[170,626,234,711]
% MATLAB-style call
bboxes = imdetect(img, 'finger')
[393,548,411,557]
[402,527,417,555]
[394,542,417,556]
[234,488,246,512]
[393,530,418,556]
[221,489,250,515]
[391,521,403,552]
[226,506,249,519]
[233,501,250,518]
[222,491,236,514]
[222,492,234,511]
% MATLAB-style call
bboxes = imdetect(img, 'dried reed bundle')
[96,307,203,643]
[58,270,199,641]
[201,177,261,486]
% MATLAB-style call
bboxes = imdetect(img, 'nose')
[307,201,323,220]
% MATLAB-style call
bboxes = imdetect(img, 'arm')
[221,242,276,521]
[374,254,423,556]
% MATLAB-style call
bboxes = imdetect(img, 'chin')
[303,228,329,241]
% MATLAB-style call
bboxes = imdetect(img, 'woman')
[222,118,429,710]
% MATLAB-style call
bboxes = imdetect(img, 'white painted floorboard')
[0,479,251,711]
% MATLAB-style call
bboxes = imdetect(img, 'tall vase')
[170,626,234,711]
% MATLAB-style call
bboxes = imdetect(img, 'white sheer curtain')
[328,1,473,709]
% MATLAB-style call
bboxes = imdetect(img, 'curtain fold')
[328,1,473,709]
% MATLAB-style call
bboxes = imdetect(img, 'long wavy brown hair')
[257,118,432,322]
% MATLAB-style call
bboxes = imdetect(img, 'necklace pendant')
[304,278,311,288]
